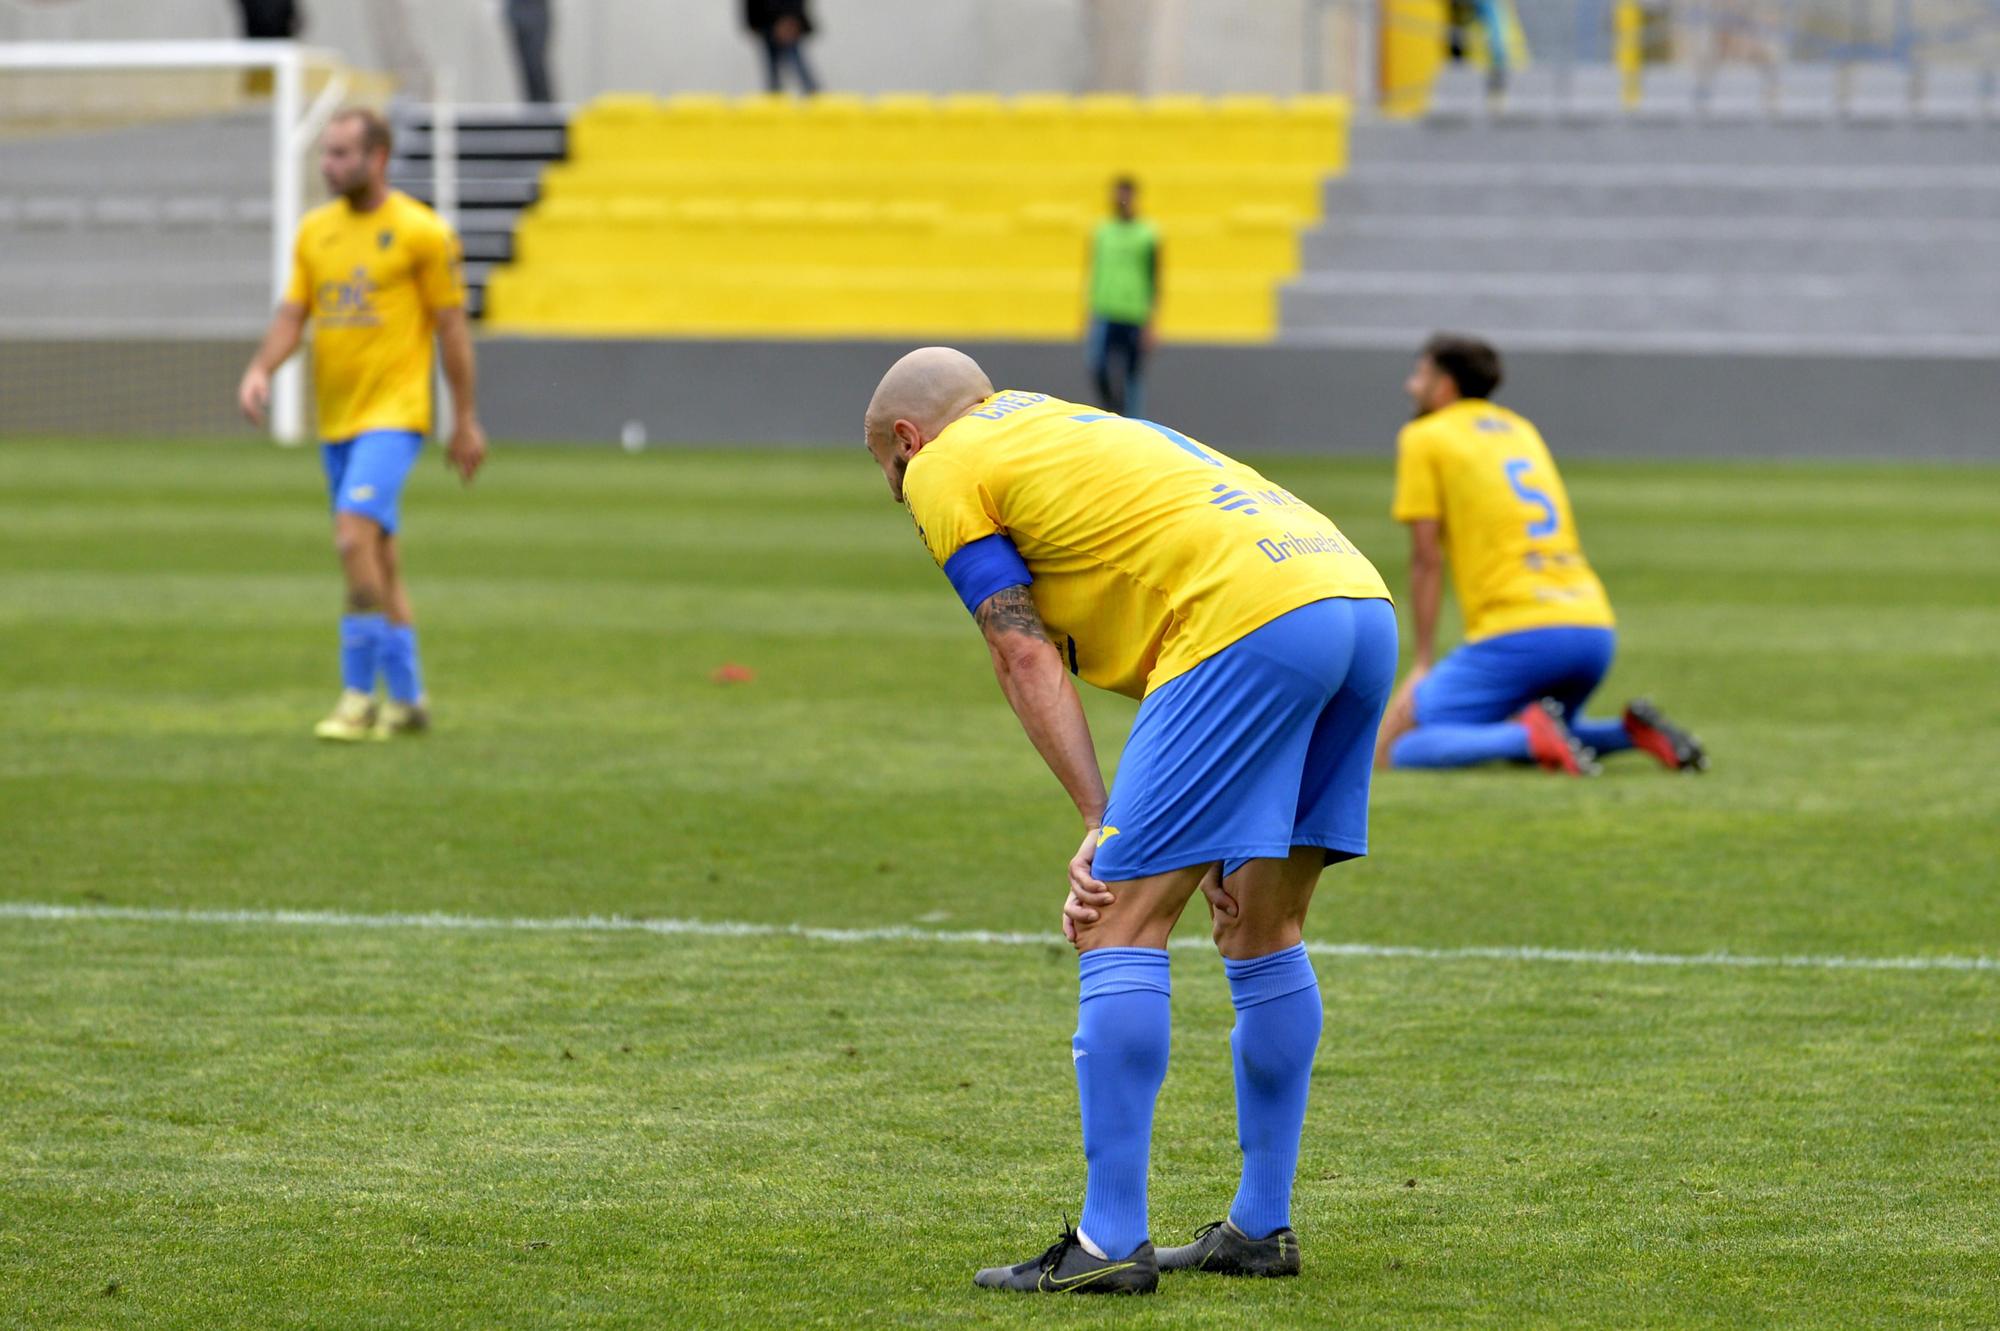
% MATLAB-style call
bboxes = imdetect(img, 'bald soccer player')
[863,348,1397,1295]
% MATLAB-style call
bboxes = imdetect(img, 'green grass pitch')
[2,437,1996,1329]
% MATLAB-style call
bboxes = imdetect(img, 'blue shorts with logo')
[321,429,424,533]
[1413,626,1616,725]
[1092,596,1399,883]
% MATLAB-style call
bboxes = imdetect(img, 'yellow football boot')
[313,688,380,742]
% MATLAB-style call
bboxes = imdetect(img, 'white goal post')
[0,40,389,441]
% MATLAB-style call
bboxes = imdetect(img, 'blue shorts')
[1414,626,1616,725]
[321,429,423,534]
[1093,597,1398,882]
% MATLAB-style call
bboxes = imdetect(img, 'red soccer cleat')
[1516,699,1601,776]
[1623,698,1708,772]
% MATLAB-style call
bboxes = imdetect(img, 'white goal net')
[0,41,390,439]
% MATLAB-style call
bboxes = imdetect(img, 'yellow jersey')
[903,391,1391,700]
[1390,399,1614,642]
[283,190,464,441]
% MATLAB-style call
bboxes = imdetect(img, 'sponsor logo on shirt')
[316,266,382,329]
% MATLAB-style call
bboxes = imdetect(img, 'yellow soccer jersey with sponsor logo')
[284,190,464,441]
[1390,398,1614,642]
[903,390,1391,700]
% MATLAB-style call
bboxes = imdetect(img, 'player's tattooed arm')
[974,585,1109,844]
[973,584,1051,645]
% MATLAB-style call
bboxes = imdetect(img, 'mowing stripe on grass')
[2,901,1995,974]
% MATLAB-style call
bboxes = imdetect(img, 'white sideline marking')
[1,902,1994,974]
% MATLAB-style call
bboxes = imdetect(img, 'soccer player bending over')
[864,348,1397,1294]
[238,108,486,741]
[1375,334,1703,775]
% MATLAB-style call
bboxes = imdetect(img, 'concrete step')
[394,104,573,133]
[460,230,514,262]
[0,227,267,264]
[1280,270,2000,339]
[0,195,270,228]
[390,158,549,184]
[397,177,539,209]
[0,258,267,286]
[0,115,271,193]
[1323,167,2000,221]
[1345,121,2000,168]
[393,126,567,161]
[1298,216,2000,274]
[0,271,270,334]
[451,205,527,234]
[1272,321,2000,359]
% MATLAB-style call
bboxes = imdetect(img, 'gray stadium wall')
[7,335,1996,461]
[475,337,2000,462]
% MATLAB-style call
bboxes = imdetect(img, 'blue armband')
[942,534,1033,614]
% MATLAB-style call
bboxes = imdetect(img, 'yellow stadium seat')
[567,95,665,160]
[871,93,938,159]
[1075,93,1144,165]
[1212,95,1287,165]
[725,94,802,160]
[487,92,1349,342]
[1008,93,1084,162]
[1285,95,1350,170]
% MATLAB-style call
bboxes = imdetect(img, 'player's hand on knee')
[1062,894,1085,946]
[1068,827,1110,901]
[1063,828,1114,944]
[1198,864,1238,920]
[1063,880,1114,943]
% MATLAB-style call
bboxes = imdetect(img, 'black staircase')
[389,104,568,320]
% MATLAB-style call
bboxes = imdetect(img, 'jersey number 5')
[1503,458,1560,538]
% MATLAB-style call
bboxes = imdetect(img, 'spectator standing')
[1085,176,1160,417]
[506,0,556,104]
[236,0,300,39]
[743,0,820,95]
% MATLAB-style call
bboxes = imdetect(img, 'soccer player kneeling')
[1376,334,1705,775]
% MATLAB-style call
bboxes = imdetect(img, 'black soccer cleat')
[1623,698,1708,772]
[1156,1220,1302,1277]
[972,1226,1159,1295]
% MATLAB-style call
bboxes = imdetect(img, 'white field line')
[1,901,1995,975]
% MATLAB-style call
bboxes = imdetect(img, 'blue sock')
[1074,947,1171,1261]
[380,623,424,703]
[1391,722,1531,768]
[1571,716,1633,754]
[339,613,386,695]
[1224,943,1322,1240]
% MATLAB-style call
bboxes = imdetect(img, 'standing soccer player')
[238,108,486,741]
[1374,333,1704,774]
[863,348,1395,1294]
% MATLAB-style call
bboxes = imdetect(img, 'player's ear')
[892,418,923,458]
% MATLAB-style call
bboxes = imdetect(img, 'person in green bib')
[1086,176,1161,416]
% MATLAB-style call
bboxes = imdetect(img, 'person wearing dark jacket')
[742,0,819,95]
[237,0,300,39]
[506,0,556,104]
